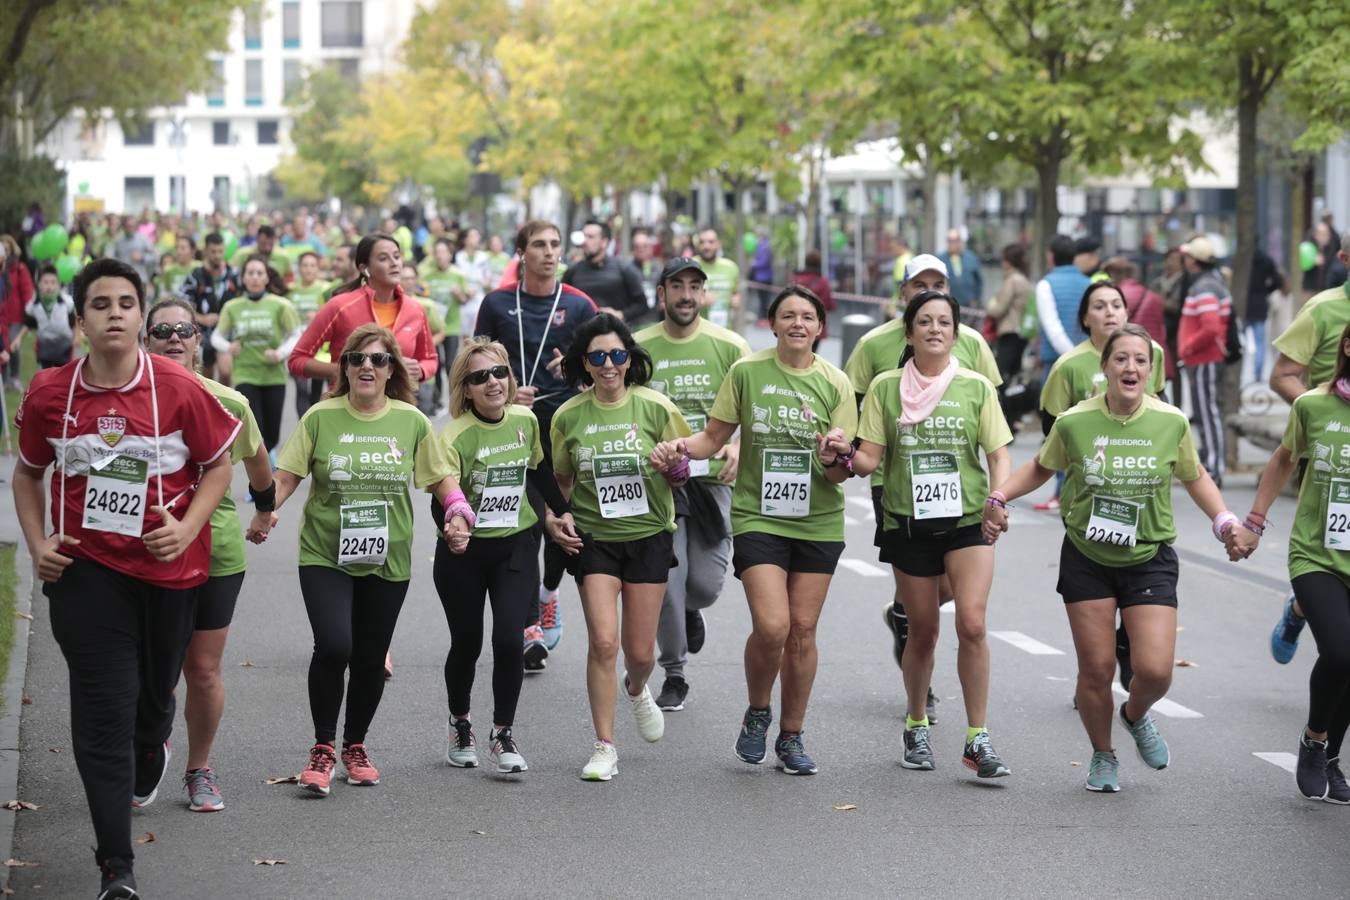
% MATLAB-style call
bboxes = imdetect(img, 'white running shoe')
[489,728,528,774]
[580,741,618,781]
[625,674,665,742]
[446,718,479,768]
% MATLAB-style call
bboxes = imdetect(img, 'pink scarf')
[900,357,958,425]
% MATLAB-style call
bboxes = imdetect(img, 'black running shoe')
[655,675,689,711]
[686,609,707,655]
[131,740,170,808]
[1326,758,1350,804]
[882,602,908,670]
[1297,732,1329,800]
[98,856,138,899]
[962,731,1012,778]
[1116,623,1133,692]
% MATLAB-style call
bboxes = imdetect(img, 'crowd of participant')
[3,208,1349,899]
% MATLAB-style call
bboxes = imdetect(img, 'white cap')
[904,253,948,281]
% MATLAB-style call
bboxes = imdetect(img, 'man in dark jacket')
[562,218,650,325]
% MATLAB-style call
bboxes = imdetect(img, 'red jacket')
[288,284,438,384]
[1,262,36,330]
[1176,269,1231,367]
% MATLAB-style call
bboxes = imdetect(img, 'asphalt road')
[10,344,1350,898]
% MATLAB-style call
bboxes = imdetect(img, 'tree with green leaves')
[274,65,377,204]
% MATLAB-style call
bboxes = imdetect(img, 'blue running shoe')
[1270,594,1305,664]
[1085,751,1120,793]
[1120,703,1169,769]
[539,588,562,651]
[775,732,818,775]
[735,706,772,764]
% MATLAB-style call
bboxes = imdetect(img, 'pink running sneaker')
[341,743,381,785]
[299,743,337,797]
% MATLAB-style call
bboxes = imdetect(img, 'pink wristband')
[1212,511,1240,542]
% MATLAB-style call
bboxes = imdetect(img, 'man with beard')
[562,218,650,325]
[178,231,242,384]
[695,227,741,328]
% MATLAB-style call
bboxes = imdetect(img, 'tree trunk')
[804,151,821,255]
[1225,55,1262,471]
[921,157,939,252]
[1034,152,1061,279]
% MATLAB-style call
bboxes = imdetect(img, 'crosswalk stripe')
[1252,752,1298,774]
[1111,684,1204,719]
[836,558,888,577]
[989,630,1064,655]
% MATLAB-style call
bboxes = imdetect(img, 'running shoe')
[735,706,773,764]
[625,675,665,742]
[775,732,818,775]
[489,727,527,774]
[686,609,707,654]
[926,688,940,725]
[341,743,380,785]
[183,767,224,813]
[539,588,563,651]
[299,743,337,797]
[447,718,479,768]
[1325,758,1350,804]
[1119,703,1170,770]
[655,675,689,712]
[523,624,549,673]
[98,856,138,899]
[1270,594,1305,665]
[131,740,171,808]
[1085,750,1120,793]
[901,725,934,770]
[1116,624,1133,692]
[580,741,618,781]
[962,731,1012,778]
[1297,732,1330,800]
[1033,496,1060,512]
[882,601,907,669]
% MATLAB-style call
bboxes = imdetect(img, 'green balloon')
[31,232,58,260]
[221,229,239,259]
[77,181,90,194]
[55,254,81,284]
[1300,240,1318,272]
[42,224,69,256]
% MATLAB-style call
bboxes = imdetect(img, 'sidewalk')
[0,458,36,895]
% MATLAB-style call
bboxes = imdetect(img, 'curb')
[0,542,35,893]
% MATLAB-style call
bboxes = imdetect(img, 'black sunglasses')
[344,351,393,368]
[585,349,630,367]
[465,364,511,386]
[147,322,197,340]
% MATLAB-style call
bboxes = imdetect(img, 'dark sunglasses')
[344,351,393,368]
[147,322,197,340]
[465,364,511,386]
[585,349,630,367]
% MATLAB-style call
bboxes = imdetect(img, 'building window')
[245,59,263,106]
[207,60,225,106]
[327,57,360,82]
[283,2,301,48]
[123,121,155,146]
[212,121,230,146]
[124,177,155,212]
[257,120,279,145]
[283,60,303,101]
[321,1,363,48]
[244,9,262,49]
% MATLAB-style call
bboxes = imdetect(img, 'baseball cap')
[1181,236,1217,263]
[1074,236,1101,255]
[658,256,706,284]
[904,253,948,281]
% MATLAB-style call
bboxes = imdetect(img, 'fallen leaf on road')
[20,697,31,706]
[1070,761,1082,767]
[253,859,287,866]
[239,660,256,668]
[264,775,299,785]
[15,612,32,621]
[136,832,155,845]
[471,830,486,836]
[3,859,37,868]
[1175,659,1198,668]
[47,748,60,754]
[1,801,39,811]
[832,803,858,811]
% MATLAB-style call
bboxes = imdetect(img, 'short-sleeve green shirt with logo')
[277,395,452,581]
[198,375,263,577]
[1038,394,1201,567]
[858,368,1011,528]
[217,294,301,387]
[419,263,469,337]
[550,385,691,542]
[1273,284,1350,390]
[289,280,331,322]
[1281,385,1350,582]
[698,257,741,326]
[709,348,858,542]
[439,404,544,539]
[634,318,751,482]
[1040,338,1166,417]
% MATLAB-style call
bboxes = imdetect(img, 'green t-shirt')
[1038,394,1201,567]
[415,296,447,337]
[858,368,1011,528]
[439,405,544,539]
[698,257,740,326]
[1280,385,1350,582]
[289,279,331,322]
[550,386,691,542]
[419,263,469,336]
[199,375,263,577]
[157,263,193,298]
[277,396,452,581]
[709,348,858,542]
[217,294,301,387]
[634,318,751,482]
[1273,283,1350,390]
[230,247,291,278]
[1039,338,1166,417]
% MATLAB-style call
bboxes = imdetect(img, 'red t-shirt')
[16,351,242,588]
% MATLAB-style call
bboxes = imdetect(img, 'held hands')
[714,442,740,483]
[143,505,194,562]
[815,428,849,466]
[1227,524,1259,561]
[246,510,278,544]
[981,502,1009,544]
[649,441,686,472]
[443,514,471,554]
[544,512,584,555]
[35,534,80,583]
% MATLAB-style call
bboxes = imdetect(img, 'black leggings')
[1292,572,1350,758]
[433,531,538,726]
[298,566,408,746]
[293,375,324,420]
[237,382,286,451]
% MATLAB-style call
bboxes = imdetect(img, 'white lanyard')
[58,349,163,539]
[515,279,564,389]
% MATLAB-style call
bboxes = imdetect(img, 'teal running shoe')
[1085,751,1120,793]
[1120,703,1170,770]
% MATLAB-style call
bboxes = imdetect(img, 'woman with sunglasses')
[255,323,469,797]
[144,297,275,812]
[433,337,580,773]
[827,290,1013,779]
[549,314,691,781]
[657,285,857,776]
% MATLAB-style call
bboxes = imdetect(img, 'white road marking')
[846,497,874,516]
[989,630,1065,656]
[836,558,888,577]
[844,514,860,526]
[1111,684,1204,719]
[1252,752,1298,774]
